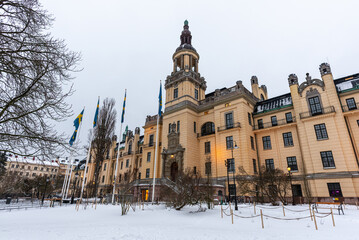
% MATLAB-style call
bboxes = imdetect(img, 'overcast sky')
[40,0,359,156]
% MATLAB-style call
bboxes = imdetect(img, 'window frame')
[283,132,294,147]
[205,162,212,175]
[225,112,234,129]
[285,112,293,123]
[226,136,233,149]
[271,116,278,126]
[321,151,336,168]
[265,159,275,171]
[346,98,357,110]
[174,88,178,99]
[308,96,322,115]
[253,159,257,174]
[147,152,151,162]
[258,119,263,129]
[146,168,150,178]
[227,158,235,173]
[149,134,154,147]
[250,136,255,150]
[204,141,211,154]
[195,89,199,100]
[286,156,298,171]
[262,136,272,150]
[327,183,343,197]
[314,123,328,140]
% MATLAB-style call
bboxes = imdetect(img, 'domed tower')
[165,20,207,108]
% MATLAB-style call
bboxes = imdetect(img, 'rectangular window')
[250,136,255,150]
[34,167,38,170]
[147,152,151,162]
[285,112,293,123]
[120,161,123,169]
[138,172,141,179]
[248,113,252,126]
[229,184,236,196]
[265,159,275,171]
[253,159,257,173]
[102,175,105,183]
[308,96,322,115]
[271,116,278,126]
[103,163,107,171]
[169,123,171,133]
[283,132,294,146]
[226,136,233,149]
[346,98,357,110]
[149,134,154,147]
[258,119,263,129]
[262,136,271,150]
[327,183,343,197]
[287,156,298,171]
[205,142,211,154]
[195,89,199,99]
[321,151,335,168]
[225,112,234,129]
[314,123,328,140]
[146,168,150,178]
[177,121,180,132]
[194,122,196,133]
[227,158,235,173]
[357,120,359,127]
[174,88,178,99]
[193,166,197,174]
[205,162,212,175]
[126,159,129,168]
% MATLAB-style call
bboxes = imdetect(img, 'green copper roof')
[184,20,188,26]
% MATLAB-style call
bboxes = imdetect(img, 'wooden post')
[282,205,285,217]
[254,202,256,215]
[312,209,318,230]
[309,204,313,221]
[356,201,358,210]
[95,200,97,210]
[260,209,264,229]
[231,209,234,224]
[331,208,335,227]
[221,205,223,218]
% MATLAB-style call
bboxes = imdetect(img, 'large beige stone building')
[85,21,359,203]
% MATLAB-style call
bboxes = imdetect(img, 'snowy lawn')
[1,203,359,240]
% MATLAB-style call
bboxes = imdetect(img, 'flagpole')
[152,81,161,203]
[80,98,99,203]
[61,157,70,199]
[112,89,127,204]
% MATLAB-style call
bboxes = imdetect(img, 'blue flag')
[69,109,84,146]
[121,90,126,123]
[158,82,162,117]
[93,98,99,128]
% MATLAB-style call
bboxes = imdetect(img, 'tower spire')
[180,20,193,47]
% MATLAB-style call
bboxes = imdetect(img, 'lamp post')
[231,142,238,210]
[287,167,294,205]
[71,172,79,204]
[41,177,50,206]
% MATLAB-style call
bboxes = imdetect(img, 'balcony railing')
[253,117,296,130]
[142,142,156,148]
[299,106,335,119]
[217,122,241,132]
[123,151,133,156]
[342,102,358,112]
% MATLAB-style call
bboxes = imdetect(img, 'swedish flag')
[158,81,162,117]
[93,98,100,128]
[69,109,84,146]
[121,90,127,123]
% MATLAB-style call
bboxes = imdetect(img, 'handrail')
[253,117,296,130]
[299,106,335,119]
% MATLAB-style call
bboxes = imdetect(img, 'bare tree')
[91,98,116,198]
[236,166,291,205]
[0,0,81,159]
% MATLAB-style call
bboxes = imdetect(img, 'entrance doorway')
[141,189,148,201]
[170,162,178,181]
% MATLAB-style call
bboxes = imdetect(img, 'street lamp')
[71,172,79,204]
[225,141,238,210]
[41,177,50,206]
[287,167,294,205]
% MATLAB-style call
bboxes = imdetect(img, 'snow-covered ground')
[1,203,359,240]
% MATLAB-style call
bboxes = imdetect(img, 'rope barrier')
[283,206,310,212]
[262,214,312,221]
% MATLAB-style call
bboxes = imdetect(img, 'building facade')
[85,21,359,203]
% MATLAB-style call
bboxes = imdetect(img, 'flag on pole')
[93,98,100,128]
[121,90,127,123]
[69,109,84,146]
[158,81,162,117]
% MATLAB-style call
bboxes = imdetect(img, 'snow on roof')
[335,74,359,92]
[6,156,60,167]
[254,93,292,114]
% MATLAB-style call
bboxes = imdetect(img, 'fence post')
[282,205,285,217]
[260,209,264,229]
[331,208,335,227]
[221,205,223,218]
[309,204,313,221]
[254,202,256,215]
[231,209,234,224]
[312,209,318,230]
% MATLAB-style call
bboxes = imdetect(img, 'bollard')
[331,208,335,227]
[312,209,318,230]
[260,209,264,229]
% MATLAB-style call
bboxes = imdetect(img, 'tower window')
[174,88,178,99]
[285,112,293,123]
[195,89,199,99]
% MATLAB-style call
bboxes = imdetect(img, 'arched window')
[201,122,215,136]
